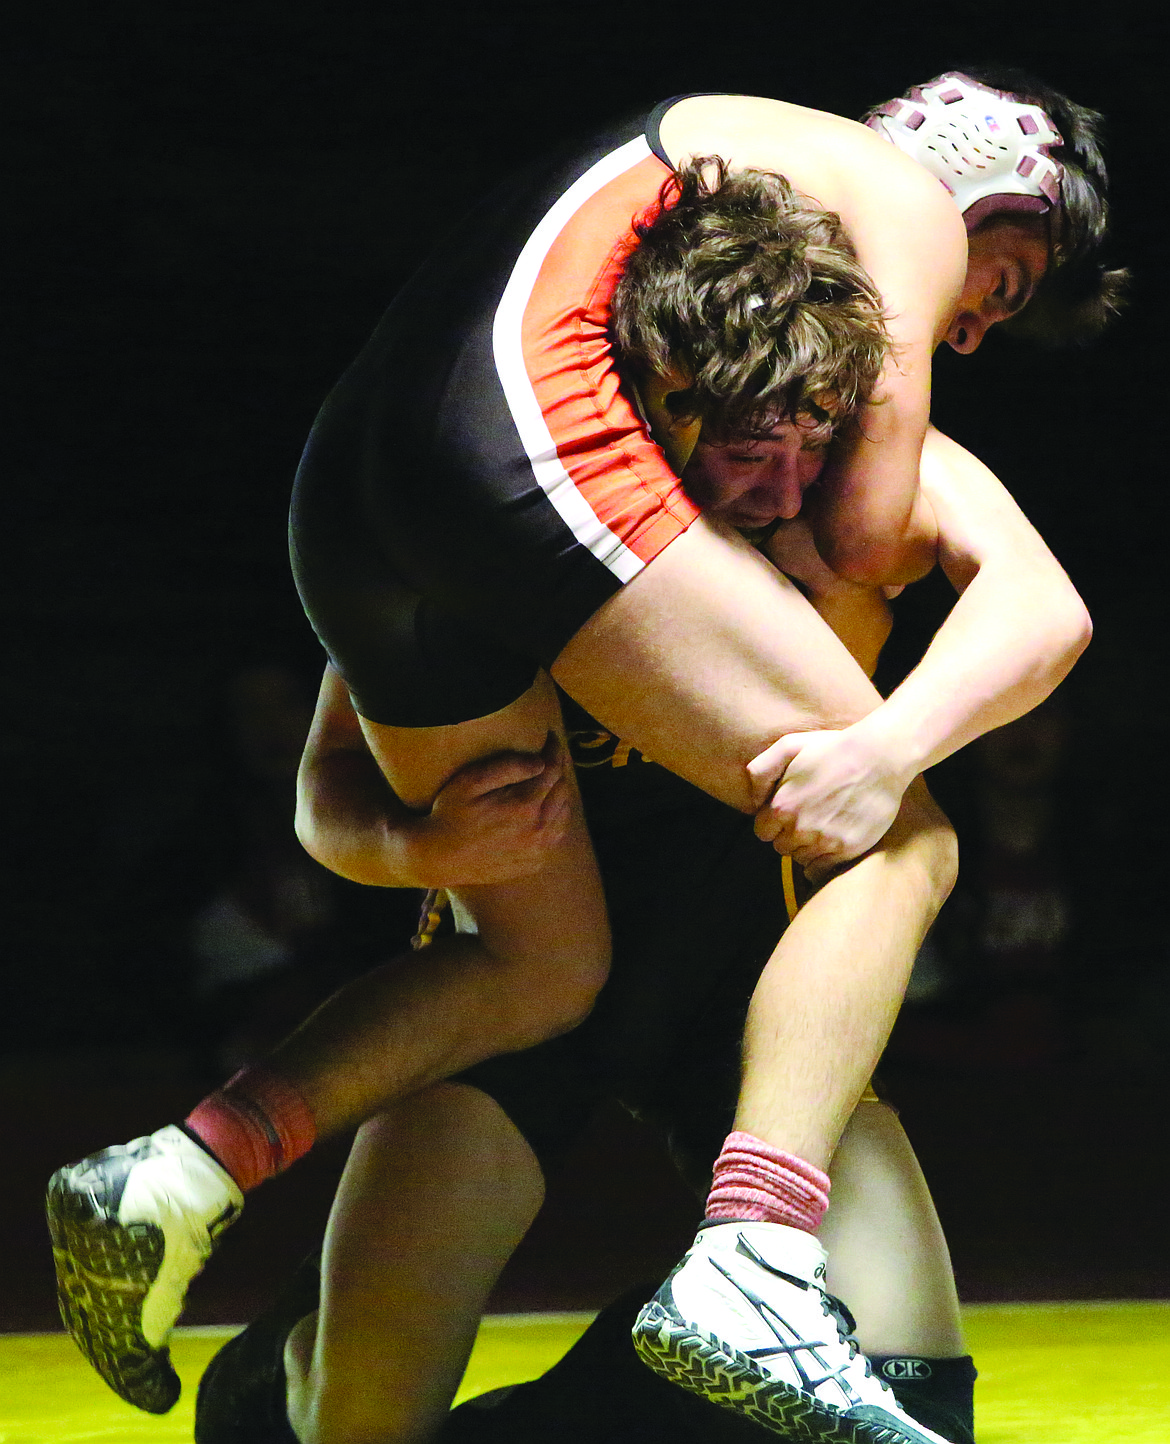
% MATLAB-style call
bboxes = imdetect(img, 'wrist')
[382,811,444,889]
[849,706,924,792]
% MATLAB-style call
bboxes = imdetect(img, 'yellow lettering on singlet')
[567,729,646,769]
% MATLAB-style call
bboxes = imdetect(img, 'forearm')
[296,747,429,888]
[857,561,1090,781]
[848,431,1091,780]
[295,665,569,890]
[747,433,1090,870]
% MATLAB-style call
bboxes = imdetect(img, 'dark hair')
[873,68,1129,345]
[609,159,890,443]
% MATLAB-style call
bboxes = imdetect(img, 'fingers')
[747,733,805,812]
[765,811,880,875]
[443,736,563,801]
[799,852,844,888]
[754,778,803,843]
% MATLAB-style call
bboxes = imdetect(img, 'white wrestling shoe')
[633,1221,957,1444]
[47,1124,243,1413]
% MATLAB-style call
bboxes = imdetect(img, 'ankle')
[705,1130,830,1232]
[184,1066,316,1193]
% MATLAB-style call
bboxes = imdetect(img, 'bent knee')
[509,943,610,1046]
[895,783,959,906]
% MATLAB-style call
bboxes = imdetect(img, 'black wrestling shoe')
[193,1254,321,1444]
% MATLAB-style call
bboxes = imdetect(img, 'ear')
[636,370,703,473]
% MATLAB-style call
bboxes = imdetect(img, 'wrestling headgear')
[866,72,1063,231]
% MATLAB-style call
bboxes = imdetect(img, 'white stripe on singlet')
[491,135,652,584]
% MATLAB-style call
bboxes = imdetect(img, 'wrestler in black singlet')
[291,103,698,728]
[454,690,796,1191]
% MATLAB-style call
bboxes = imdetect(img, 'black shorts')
[456,712,797,1193]
[289,103,702,728]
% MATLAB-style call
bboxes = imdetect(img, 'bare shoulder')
[658,93,967,326]
[658,95,942,203]
[657,95,860,172]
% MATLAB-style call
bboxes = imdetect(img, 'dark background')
[4,0,1166,1330]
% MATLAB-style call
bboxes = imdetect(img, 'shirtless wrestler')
[192,431,991,1444]
[48,70,1117,1444]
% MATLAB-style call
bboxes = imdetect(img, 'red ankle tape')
[705,1130,830,1233]
[185,1067,316,1193]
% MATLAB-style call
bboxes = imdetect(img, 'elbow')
[294,792,375,886]
[1070,599,1094,660]
[293,804,325,867]
[1049,591,1093,682]
[293,803,342,876]
[293,780,331,865]
[819,536,902,586]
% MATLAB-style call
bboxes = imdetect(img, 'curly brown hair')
[609,158,890,443]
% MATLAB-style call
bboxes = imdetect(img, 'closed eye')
[999,262,1033,315]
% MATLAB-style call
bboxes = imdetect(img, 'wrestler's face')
[946,214,1051,354]
[682,417,832,529]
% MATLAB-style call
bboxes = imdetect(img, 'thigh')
[552,515,884,812]
[357,671,609,977]
[595,803,796,1194]
[287,1082,544,1443]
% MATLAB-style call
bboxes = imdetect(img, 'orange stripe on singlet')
[495,144,700,577]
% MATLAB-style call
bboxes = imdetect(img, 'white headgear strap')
[866,72,1063,231]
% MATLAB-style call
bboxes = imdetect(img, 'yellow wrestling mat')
[1,1302,1167,1442]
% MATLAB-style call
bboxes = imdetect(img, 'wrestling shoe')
[632,1221,957,1444]
[47,1124,243,1414]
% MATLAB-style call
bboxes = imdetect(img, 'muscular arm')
[295,667,427,886]
[854,426,1092,773]
[659,94,968,582]
[752,428,1091,863]
[295,667,569,888]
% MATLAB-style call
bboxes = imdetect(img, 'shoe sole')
[633,1299,918,1444]
[46,1176,181,1414]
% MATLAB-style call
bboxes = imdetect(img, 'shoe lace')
[822,1291,874,1379]
[710,1256,869,1402]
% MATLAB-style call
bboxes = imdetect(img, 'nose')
[753,454,808,519]
[947,310,990,355]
